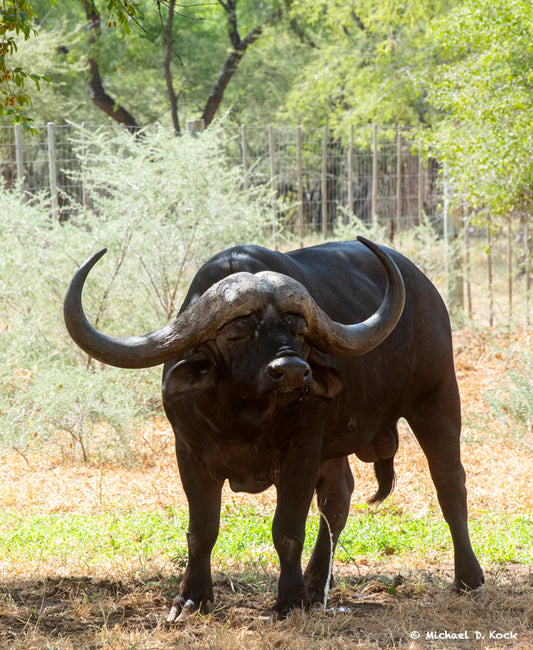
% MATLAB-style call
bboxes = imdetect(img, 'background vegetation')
[0,125,273,462]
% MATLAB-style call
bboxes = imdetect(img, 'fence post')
[396,128,402,240]
[186,119,205,135]
[443,169,464,319]
[241,124,249,191]
[526,217,531,329]
[322,124,328,238]
[348,124,354,216]
[47,122,59,219]
[14,123,24,187]
[296,125,304,247]
[418,134,424,225]
[372,124,378,228]
[268,125,278,250]
[464,210,473,320]
[507,214,513,329]
[487,216,494,328]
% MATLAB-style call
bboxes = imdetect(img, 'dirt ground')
[0,330,532,649]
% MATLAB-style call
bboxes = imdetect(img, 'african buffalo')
[63,237,484,620]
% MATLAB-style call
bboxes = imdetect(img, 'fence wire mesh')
[1,122,531,330]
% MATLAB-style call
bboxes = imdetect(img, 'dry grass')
[0,330,532,649]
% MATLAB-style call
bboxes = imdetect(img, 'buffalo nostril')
[268,363,285,379]
[266,357,311,385]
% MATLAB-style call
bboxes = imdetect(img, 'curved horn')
[64,249,274,368]
[261,236,406,356]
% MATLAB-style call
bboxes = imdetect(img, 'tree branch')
[84,0,139,131]
[162,0,181,135]
[202,0,281,126]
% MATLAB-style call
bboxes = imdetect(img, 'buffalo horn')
[63,237,404,368]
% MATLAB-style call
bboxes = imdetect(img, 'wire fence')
[1,122,531,330]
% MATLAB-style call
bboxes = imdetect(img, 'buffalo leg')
[407,384,484,591]
[304,457,354,605]
[168,450,224,621]
[272,442,323,617]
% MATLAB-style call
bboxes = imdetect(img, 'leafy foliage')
[426,0,533,222]
[281,0,455,131]
[0,0,52,128]
[0,124,273,463]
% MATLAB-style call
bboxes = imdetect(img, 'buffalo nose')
[267,356,311,387]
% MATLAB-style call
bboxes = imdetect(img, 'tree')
[1,0,305,130]
[1,0,143,127]
[1,0,50,127]
[84,0,139,129]
[426,0,533,222]
[279,0,456,131]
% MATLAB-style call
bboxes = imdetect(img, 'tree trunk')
[163,0,181,135]
[84,0,139,131]
[202,0,279,126]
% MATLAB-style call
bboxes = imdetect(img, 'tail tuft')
[367,457,396,504]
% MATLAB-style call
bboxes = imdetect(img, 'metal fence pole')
[14,123,24,186]
[47,122,59,219]
[322,124,328,238]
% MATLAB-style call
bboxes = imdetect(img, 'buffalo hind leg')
[304,457,354,605]
[168,450,224,622]
[407,384,484,591]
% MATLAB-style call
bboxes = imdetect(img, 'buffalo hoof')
[272,596,310,621]
[305,574,335,606]
[452,570,485,594]
[167,596,202,623]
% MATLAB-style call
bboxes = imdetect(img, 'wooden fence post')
[322,124,328,238]
[296,125,304,247]
[507,214,513,330]
[372,124,378,227]
[14,123,24,187]
[268,125,278,249]
[418,134,424,225]
[348,124,354,216]
[526,218,531,329]
[443,169,464,319]
[47,122,59,219]
[241,124,249,191]
[487,216,494,328]
[396,128,402,240]
[186,119,205,135]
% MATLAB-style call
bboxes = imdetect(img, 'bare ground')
[0,330,532,648]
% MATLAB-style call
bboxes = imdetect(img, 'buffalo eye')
[219,318,254,343]
[284,313,308,340]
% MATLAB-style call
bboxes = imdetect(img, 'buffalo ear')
[308,351,342,399]
[163,352,217,397]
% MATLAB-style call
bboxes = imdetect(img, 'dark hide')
[162,240,483,619]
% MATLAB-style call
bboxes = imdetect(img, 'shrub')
[0,124,273,464]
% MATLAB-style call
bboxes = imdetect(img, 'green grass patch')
[1,505,531,569]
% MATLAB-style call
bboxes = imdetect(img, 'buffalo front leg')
[304,456,354,606]
[168,449,224,622]
[272,443,323,617]
[407,389,484,591]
